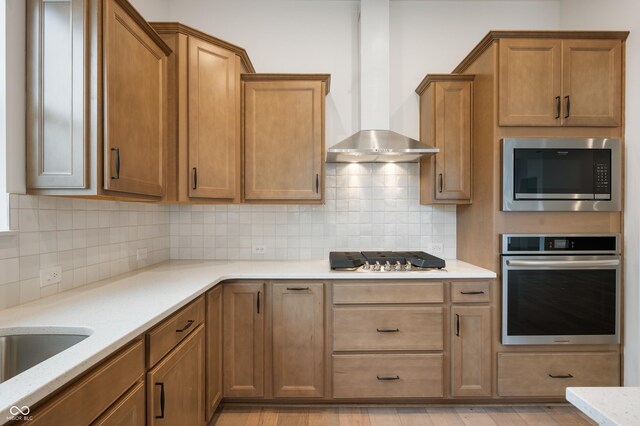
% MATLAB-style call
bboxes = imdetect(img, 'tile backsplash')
[169,163,456,261]
[0,195,171,309]
[0,163,455,309]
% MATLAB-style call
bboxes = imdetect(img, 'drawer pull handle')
[287,287,310,291]
[175,319,194,333]
[376,328,400,333]
[155,382,165,419]
[377,375,400,381]
[549,373,573,379]
[460,290,485,295]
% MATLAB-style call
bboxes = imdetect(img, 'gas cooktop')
[329,251,446,272]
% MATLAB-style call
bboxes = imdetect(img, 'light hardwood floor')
[211,405,595,426]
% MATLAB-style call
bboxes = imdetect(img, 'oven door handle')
[506,259,619,267]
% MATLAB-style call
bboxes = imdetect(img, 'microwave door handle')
[506,259,620,267]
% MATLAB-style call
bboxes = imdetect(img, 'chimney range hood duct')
[326,0,438,163]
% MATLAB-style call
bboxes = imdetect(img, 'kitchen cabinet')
[92,380,145,426]
[450,305,491,397]
[498,352,619,397]
[272,283,325,398]
[243,74,330,203]
[499,38,621,127]
[223,282,265,398]
[331,282,445,399]
[205,286,223,420]
[26,0,171,198]
[27,340,145,426]
[151,23,255,203]
[416,75,473,205]
[147,325,205,425]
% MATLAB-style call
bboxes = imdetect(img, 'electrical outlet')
[136,248,148,261]
[40,266,62,287]
[252,245,266,255]
[429,243,444,254]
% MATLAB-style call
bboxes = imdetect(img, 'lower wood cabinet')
[205,286,223,420]
[28,340,145,426]
[332,354,443,398]
[451,305,491,397]
[498,352,620,397]
[272,283,325,398]
[223,282,265,398]
[147,325,205,425]
[92,380,145,426]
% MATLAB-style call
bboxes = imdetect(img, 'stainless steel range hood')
[326,130,438,163]
[326,0,438,163]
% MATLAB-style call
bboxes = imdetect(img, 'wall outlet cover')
[40,266,62,287]
[252,245,266,255]
[429,243,444,254]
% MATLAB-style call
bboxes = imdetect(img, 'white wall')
[560,0,640,386]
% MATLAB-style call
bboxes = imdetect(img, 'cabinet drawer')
[333,354,443,398]
[147,297,205,368]
[451,281,491,303]
[333,306,443,351]
[333,282,443,304]
[30,340,144,426]
[498,352,620,397]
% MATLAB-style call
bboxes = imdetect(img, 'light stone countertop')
[0,259,495,422]
[567,387,640,426]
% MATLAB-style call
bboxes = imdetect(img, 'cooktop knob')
[373,261,381,271]
[362,261,370,270]
[384,261,391,271]
[395,261,402,271]
[405,262,412,271]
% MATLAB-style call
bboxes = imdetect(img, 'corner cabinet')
[26,0,171,199]
[499,38,622,127]
[242,75,330,203]
[151,23,255,203]
[416,75,473,204]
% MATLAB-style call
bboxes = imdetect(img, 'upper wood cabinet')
[151,23,255,203]
[243,75,330,203]
[272,283,325,398]
[499,38,622,127]
[417,75,473,205]
[26,0,171,198]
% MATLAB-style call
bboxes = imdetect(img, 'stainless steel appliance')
[501,234,620,345]
[330,251,446,272]
[502,138,621,211]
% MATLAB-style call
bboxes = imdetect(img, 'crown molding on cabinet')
[241,73,331,95]
[415,73,475,96]
[113,0,172,55]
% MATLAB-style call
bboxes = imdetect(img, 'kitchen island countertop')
[0,259,495,421]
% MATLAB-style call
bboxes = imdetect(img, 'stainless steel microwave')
[502,138,621,211]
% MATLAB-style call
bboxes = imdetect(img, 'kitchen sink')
[0,329,91,383]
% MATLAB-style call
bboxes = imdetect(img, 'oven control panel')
[501,234,619,254]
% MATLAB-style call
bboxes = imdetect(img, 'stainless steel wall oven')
[501,234,620,345]
[502,138,621,211]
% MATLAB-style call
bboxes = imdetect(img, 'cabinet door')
[499,39,562,126]
[103,0,166,196]
[188,38,240,199]
[92,380,145,426]
[223,283,264,397]
[27,0,87,189]
[205,286,223,421]
[451,306,491,397]
[434,81,472,201]
[272,283,325,398]
[562,39,622,127]
[244,80,324,201]
[147,325,205,426]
